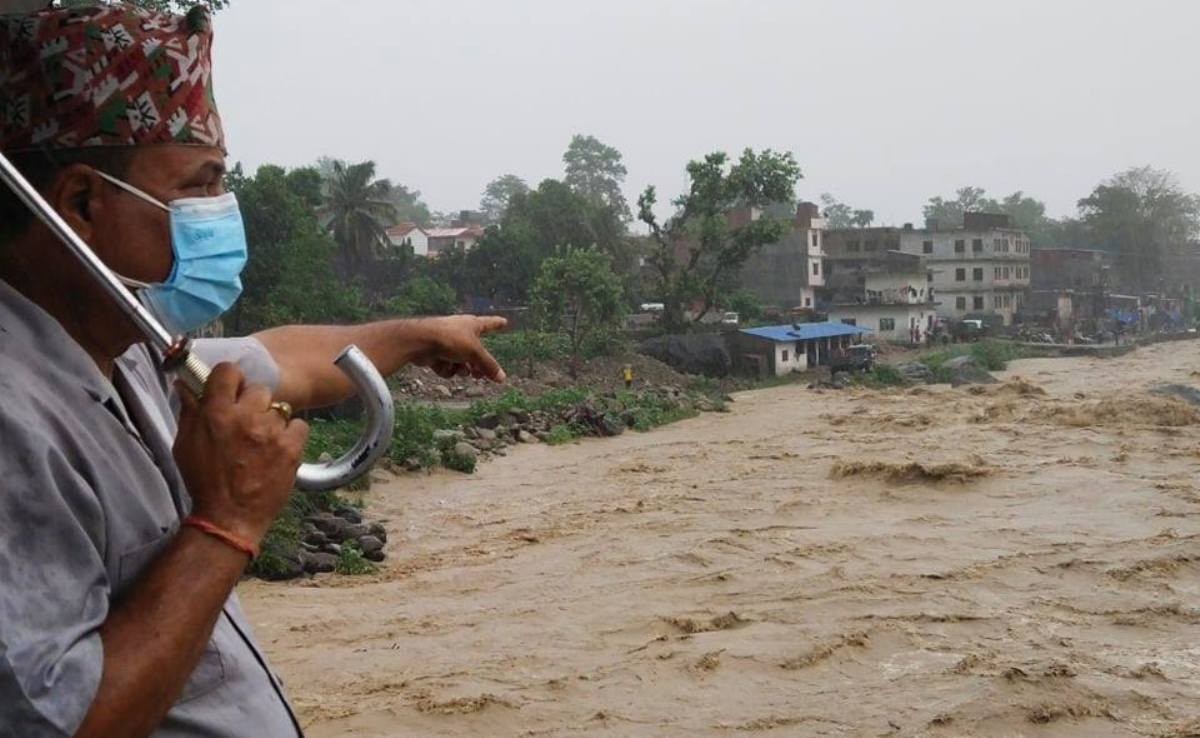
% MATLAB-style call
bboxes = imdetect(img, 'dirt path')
[241,342,1200,737]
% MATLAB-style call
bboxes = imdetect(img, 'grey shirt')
[0,279,302,738]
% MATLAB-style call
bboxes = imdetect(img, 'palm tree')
[318,159,398,276]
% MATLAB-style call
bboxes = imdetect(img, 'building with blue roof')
[738,322,872,376]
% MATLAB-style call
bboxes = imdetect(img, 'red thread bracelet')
[183,516,260,560]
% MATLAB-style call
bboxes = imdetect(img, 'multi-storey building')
[822,248,938,343]
[824,213,1031,325]
[734,202,827,310]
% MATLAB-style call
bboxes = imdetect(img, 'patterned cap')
[0,3,224,153]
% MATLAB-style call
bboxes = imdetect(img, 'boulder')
[358,535,385,556]
[300,550,338,574]
[308,512,353,542]
[517,430,537,444]
[638,333,732,378]
[433,428,465,444]
[476,413,502,430]
[942,355,997,386]
[453,441,479,462]
[432,385,453,399]
[364,549,386,563]
[895,362,935,384]
[333,507,363,524]
[599,415,626,437]
[367,522,388,542]
[475,427,498,442]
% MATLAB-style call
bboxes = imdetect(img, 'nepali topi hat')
[0,2,224,153]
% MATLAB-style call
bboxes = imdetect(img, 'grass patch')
[854,365,907,388]
[544,424,582,445]
[335,540,377,576]
[921,340,1032,372]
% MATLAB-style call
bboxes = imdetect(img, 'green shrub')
[335,540,376,576]
[544,424,581,445]
[856,365,907,388]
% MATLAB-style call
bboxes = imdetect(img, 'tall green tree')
[225,163,366,333]
[922,186,999,228]
[850,209,875,227]
[479,174,529,224]
[1078,166,1200,291]
[531,248,625,375]
[639,148,802,330]
[318,159,398,276]
[383,183,432,227]
[563,134,631,221]
[819,193,854,229]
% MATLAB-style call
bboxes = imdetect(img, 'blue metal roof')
[740,322,872,343]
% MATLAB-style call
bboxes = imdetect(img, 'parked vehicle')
[830,343,877,374]
[720,311,740,326]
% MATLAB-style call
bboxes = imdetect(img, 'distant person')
[623,363,634,389]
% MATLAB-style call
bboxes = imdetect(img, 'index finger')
[474,316,508,335]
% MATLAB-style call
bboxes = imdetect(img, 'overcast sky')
[213,0,1199,225]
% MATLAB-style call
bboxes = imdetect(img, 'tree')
[850,209,875,228]
[531,248,625,375]
[563,134,630,221]
[922,186,999,229]
[386,277,457,316]
[382,183,432,227]
[819,193,854,229]
[318,159,398,276]
[1077,166,1200,291]
[479,174,529,224]
[639,148,803,330]
[225,163,366,334]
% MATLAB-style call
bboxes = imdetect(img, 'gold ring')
[269,401,293,422]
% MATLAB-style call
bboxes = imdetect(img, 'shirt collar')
[0,277,122,406]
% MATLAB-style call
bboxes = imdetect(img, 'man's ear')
[47,163,107,244]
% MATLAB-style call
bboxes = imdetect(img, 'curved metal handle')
[293,345,395,492]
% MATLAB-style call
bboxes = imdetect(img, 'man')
[0,4,506,737]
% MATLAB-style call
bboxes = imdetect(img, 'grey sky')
[214,0,1199,225]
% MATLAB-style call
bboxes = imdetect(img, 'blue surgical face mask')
[96,170,248,335]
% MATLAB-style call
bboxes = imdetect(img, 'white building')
[824,213,1031,325]
[739,322,872,376]
[821,249,938,343]
[426,226,483,256]
[385,222,429,257]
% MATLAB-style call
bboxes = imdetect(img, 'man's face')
[90,145,227,284]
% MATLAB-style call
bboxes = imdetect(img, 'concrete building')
[824,213,1031,325]
[738,322,871,376]
[734,202,827,310]
[426,225,484,256]
[385,222,429,257]
[1028,248,1108,319]
[822,249,938,343]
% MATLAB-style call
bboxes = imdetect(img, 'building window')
[973,268,983,281]
[994,267,1002,279]
[993,296,1003,308]
[1003,267,1010,279]
[1004,294,1012,308]
[842,318,857,326]
[879,318,895,331]
[927,271,934,283]
[954,239,965,253]
[972,239,983,252]
[973,296,984,310]
[812,262,820,276]
[804,296,812,307]
[811,233,819,248]
[1003,238,1010,252]
[956,296,967,310]
[923,240,933,254]
[956,268,966,281]
[782,349,789,362]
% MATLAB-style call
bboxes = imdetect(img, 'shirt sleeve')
[0,413,107,737]
[191,336,280,392]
